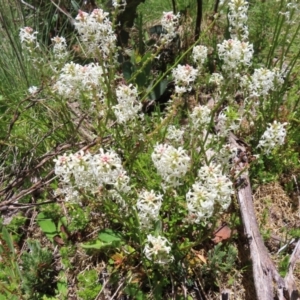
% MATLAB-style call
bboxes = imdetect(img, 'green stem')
[266,0,285,68]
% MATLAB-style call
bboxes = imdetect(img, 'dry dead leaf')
[212,224,232,244]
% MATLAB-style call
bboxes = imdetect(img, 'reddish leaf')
[212,224,232,244]
[60,225,69,238]
[53,235,65,245]
[111,253,124,267]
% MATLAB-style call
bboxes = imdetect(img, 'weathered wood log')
[284,240,300,300]
[228,133,300,300]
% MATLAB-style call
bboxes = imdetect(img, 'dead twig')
[284,240,300,299]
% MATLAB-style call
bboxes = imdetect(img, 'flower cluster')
[28,86,38,95]
[54,148,130,203]
[186,163,233,224]
[189,105,212,129]
[53,62,104,100]
[19,27,39,52]
[92,149,130,191]
[51,36,68,60]
[241,67,284,98]
[228,0,249,40]
[258,121,287,154]
[152,143,190,187]
[54,151,93,188]
[279,1,300,24]
[144,234,174,264]
[160,11,180,43]
[172,64,198,93]
[216,108,241,137]
[74,9,116,59]
[217,39,253,74]
[166,125,185,143]
[215,144,238,173]
[136,190,163,229]
[112,0,127,10]
[192,45,208,66]
[112,84,142,124]
[209,73,224,89]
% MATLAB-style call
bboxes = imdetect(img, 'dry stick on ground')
[285,240,300,299]
[228,133,300,300]
[0,142,84,198]
[0,137,108,208]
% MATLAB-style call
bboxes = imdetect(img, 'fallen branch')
[229,133,299,300]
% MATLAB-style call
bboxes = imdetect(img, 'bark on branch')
[229,133,299,300]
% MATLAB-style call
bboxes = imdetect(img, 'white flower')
[242,67,284,98]
[217,39,253,74]
[258,121,288,154]
[112,84,142,123]
[53,153,71,180]
[228,0,249,40]
[51,36,68,60]
[74,9,117,59]
[161,11,180,43]
[144,234,174,264]
[279,1,300,24]
[152,143,190,187]
[175,86,188,94]
[19,27,39,52]
[137,190,163,229]
[112,0,126,9]
[198,164,233,205]
[190,105,212,128]
[53,62,105,100]
[54,148,131,202]
[216,107,241,137]
[166,125,184,142]
[215,144,238,173]
[172,64,198,93]
[55,185,81,203]
[54,150,95,190]
[91,148,123,185]
[192,45,208,66]
[186,163,233,224]
[28,86,38,94]
[209,73,224,88]
[113,169,131,193]
[186,182,215,223]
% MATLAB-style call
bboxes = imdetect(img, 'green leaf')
[0,294,18,300]
[154,220,162,234]
[122,61,134,80]
[136,72,147,87]
[124,284,147,300]
[37,213,58,241]
[140,52,152,76]
[81,229,124,250]
[279,254,290,277]
[149,79,169,100]
[71,0,80,10]
[1,226,14,253]
[98,229,123,243]
[56,271,68,297]
[57,216,68,229]
[81,240,107,250]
